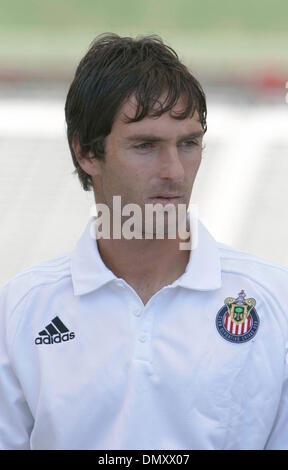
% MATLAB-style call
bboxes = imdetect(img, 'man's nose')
[157,146,185,181]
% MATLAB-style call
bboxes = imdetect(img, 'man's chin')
[141,210,189,239]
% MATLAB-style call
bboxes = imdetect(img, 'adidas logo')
[35,316,75,345]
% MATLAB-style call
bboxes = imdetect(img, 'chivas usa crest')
[216,290,260,343]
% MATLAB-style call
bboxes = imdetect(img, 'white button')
[139,334,147,342]
[134,307,142,317]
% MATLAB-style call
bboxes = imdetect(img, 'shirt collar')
[172,214,222,291]
[70,214,222,296]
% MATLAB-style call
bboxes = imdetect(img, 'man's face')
[91,93,204,234]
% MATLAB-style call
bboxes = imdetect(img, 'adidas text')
[35,332,75,345]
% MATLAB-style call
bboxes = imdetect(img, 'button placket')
[132,305,153,362]
[133,306,142,317]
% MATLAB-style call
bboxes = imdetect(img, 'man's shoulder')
[217,241,288,295]
[0,252,72,311]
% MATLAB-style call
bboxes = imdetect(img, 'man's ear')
[72,133,102,177]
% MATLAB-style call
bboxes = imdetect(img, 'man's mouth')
[148,195,183,205]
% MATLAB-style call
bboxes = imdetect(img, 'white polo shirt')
[0,215,288,450]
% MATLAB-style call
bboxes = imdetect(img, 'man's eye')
[135,143,153,150]
[183,140,198,147]
[134,141,201,150]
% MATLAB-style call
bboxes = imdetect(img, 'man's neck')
[93,209,192,304]
[97,235,190,286]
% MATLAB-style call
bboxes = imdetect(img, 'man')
[0,33,288,450]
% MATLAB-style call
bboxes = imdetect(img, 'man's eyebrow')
[124,130,205,143]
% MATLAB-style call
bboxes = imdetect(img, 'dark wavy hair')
[65,32,207,191]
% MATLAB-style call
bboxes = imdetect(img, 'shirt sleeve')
[264,355,288,450]
[0,283,34,450]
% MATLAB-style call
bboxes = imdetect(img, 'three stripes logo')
[35,316,75,345]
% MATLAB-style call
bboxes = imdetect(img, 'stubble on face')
[91,93,204,239]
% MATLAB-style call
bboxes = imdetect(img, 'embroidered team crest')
[216,290,260,343]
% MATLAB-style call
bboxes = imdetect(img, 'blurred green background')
[1,0,288,85]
